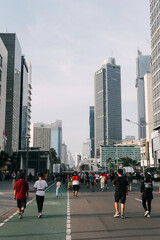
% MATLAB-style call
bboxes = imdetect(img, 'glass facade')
[51,120,62,159]
[95,58,122,156]
[89,106,94,158]
[100,145,141,168]
[0,33,22,154]
[135,51,151,139]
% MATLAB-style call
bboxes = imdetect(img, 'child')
[56,179,62,197]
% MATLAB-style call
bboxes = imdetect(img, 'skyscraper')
[94,58,122,157]
[135,50,151,139]
[20,56,32,149]
[150,0,160,129]
[89,106,94,158]
[51,120,62,159]
[0,33,22,154]
[0,38,8,151]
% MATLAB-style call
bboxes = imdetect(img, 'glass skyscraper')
[94,58,122,157]
[89,106,94,158]
[51,120,62,159]
[0,33,22,154]
[135,50,151,139]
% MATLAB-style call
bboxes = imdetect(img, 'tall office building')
[61,143,68,165]
[20,56,32,149]
[0,38,8,151]
[51,120,62,159]
[135,50,151,139]
[0,33,22,154]
[150,0,160,129]
[94,58,122,157]
[30,122,51,150]
[89,106,94,158]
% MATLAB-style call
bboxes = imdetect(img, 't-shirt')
[14,179,29,200]
[56,181,61,190]
[34,180,48,196]
[114,176,128,195]
[71,175,80,185]
[140,180,153,199]
[89,175,95,183]
[103,173,108,181]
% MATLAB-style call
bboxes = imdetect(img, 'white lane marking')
[66,183,71,240]
[135,198,142,202]
[0,182,56,228]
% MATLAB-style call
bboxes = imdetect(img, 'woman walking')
[34,173,48,218]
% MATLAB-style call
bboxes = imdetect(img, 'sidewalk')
[0,182,68,240]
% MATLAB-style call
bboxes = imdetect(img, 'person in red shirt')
[71,171,80,197]
[14,172,29,219]
[103,172,108,190]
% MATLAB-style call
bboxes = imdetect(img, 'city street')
[0,180,160,239]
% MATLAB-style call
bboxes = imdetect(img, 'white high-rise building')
[82,139,91,159]
[30,122,51,150]
[0,38,7,151]
[144,73,154,167]
[61,143,68,165]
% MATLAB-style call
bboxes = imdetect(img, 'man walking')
[14,172,29,219]
[113,169,128,219]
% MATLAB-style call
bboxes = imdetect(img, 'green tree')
[119,157,139,167]
[0,151,9,168]
[50,148,60,164]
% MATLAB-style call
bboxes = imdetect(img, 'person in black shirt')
[140,173,153,218]
[113,169,128,219]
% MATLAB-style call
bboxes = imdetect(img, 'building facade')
[94,58,122,157]
[31,122,51,150]
[20,56,32,149]
[51,120,62,159]
[89,106,95,158]
[61,143,68,165]
[0,38,8,151]
[100,145,141,169]
[135,50,151,139]
[0,33,22,154]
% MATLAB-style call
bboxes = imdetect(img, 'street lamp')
[25,135,30,180]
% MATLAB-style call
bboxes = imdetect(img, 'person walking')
[34,173,48,218]
[127,173,133,192]
[89,172,95,192]
[71,171,80,197]
[14,172,29,219]
[103,172,108,190]
[56,178,62,197]
[99,174,105,191]
[140,173,153,218]
[113,169,128,219]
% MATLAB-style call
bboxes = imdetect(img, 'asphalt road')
[70,181,160,240]
[0,180,160,240]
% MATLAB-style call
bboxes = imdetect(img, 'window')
[0,55,2,67]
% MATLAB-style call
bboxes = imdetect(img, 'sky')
[0,0,151,157]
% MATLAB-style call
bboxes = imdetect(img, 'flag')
[2,130,7,145]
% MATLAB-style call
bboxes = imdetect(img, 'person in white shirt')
[56,179,62,197]
[34,173,48,218]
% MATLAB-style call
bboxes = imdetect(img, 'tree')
[0,151,9,168]
[119,157,139,167]
[50,148,60,164]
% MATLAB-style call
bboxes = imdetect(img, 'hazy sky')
[0,0,151,156]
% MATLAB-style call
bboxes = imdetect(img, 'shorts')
[91,182,94,186]
[17,199,26,209]
[105,180,107,184]
[115,193,126,204]
[73,185,79,191]
[96,180,98,183]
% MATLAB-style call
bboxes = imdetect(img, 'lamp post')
[25,135,30,180]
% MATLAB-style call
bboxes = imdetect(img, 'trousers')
[142,197,152,213]
[36,195,44,213]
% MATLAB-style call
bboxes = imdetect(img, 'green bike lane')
[0,183,68,240]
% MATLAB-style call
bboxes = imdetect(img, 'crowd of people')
[12,169,154,220]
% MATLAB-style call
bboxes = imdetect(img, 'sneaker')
[113,212,120,218]
[121,214,125,219]
[38,213,42,218]
[147,214,151,218]
[19,213,23,219]
[144,211,149,217]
